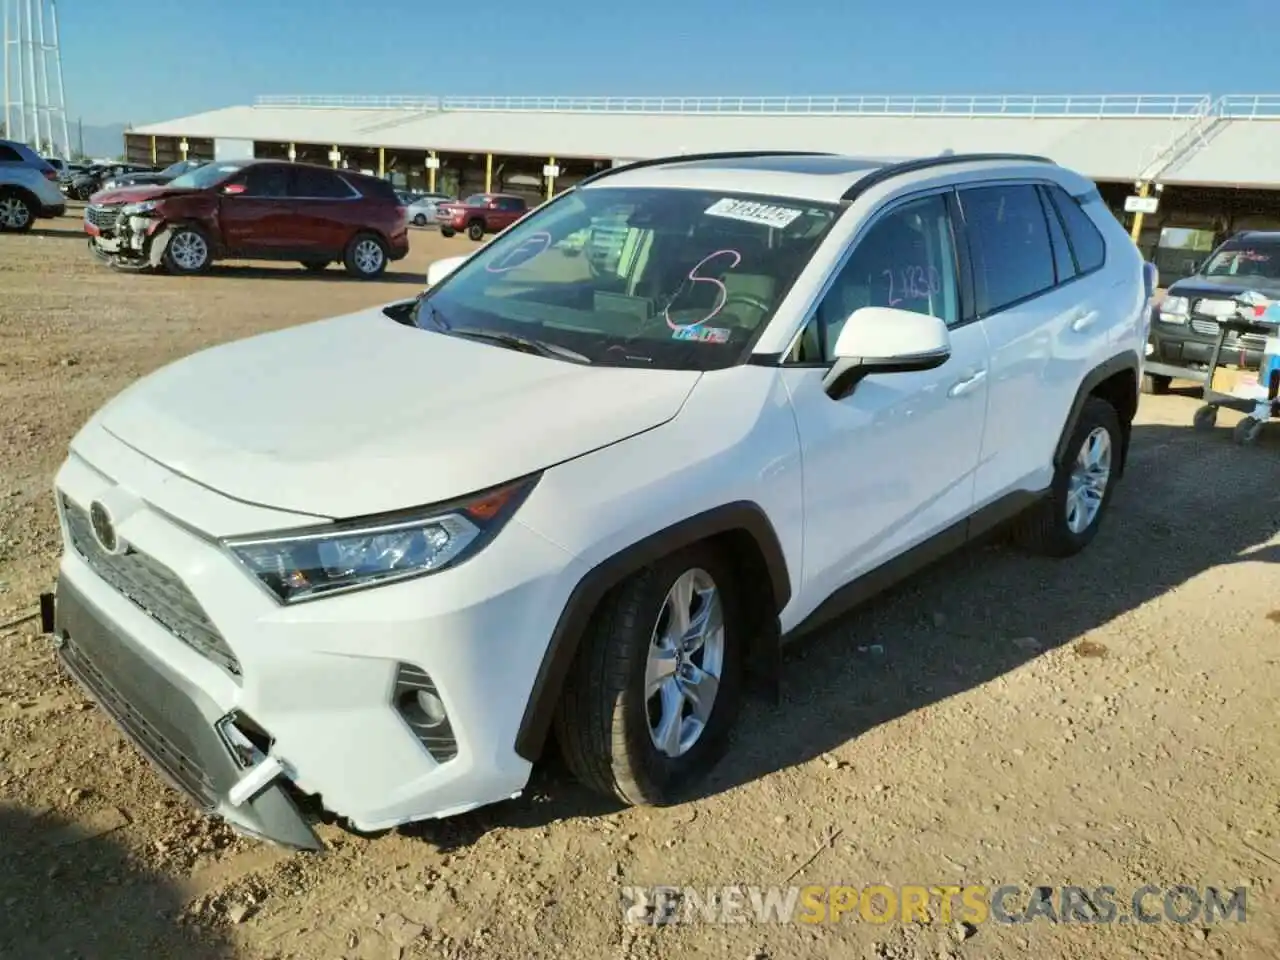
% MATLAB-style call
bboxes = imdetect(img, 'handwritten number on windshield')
[882,266,941,307]
[486,231,553,273]
[665,249,743,330]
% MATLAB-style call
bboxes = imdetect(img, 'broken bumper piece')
[47,578,323,852]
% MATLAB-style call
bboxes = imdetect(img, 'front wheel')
[412,213,427,226]
[0,190,34,232]
[1012,396,1121,558]
[162,225,212,274]
[554,545,743,806]
[439,227,456,238]
[343,232,388,279]
[467,220,485,242]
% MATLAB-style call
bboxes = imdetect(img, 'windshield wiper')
[449,328,592,365]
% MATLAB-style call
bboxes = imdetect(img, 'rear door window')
[1038,186,1077,284]
[1044,184,1106,274]
[293,167,354,199]
[241,165,291,198]
[959,184,1056,315]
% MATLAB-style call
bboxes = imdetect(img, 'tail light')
[43,168,58,182]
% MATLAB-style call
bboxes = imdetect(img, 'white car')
[399,190,454,226]
[44,151,1148,849]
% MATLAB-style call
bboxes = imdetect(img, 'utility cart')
[1191,296,1280,446]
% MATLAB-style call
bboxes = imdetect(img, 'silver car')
[398,191,455,227]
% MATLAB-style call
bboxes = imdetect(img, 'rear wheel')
[467,220,485,241]
[412,213,427,226]
[555,544,743,806]
[439,227,456,238]
[343,232,388,279]
[0,190,34,232]
[1142,373,1171,395]
[161,225,211,274]
[1012,396,1121,558]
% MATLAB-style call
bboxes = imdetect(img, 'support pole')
[22,0,36,147]
[484,153,492,193]
[546,155,555,201]
[33,0,50,152]
[378,146,385,178]
[149,134,156,164]
[427,150,437,192]
[50,0,68,157]
[1130,180,1150,244]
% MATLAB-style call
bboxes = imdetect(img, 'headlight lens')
[223,477,536,604]
[1159,296,1189,323]
[121,200,158,216]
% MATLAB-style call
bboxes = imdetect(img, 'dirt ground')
[1,209,1278,960]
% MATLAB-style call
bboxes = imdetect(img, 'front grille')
[61,496,242,677]
[85,203,121,232]
[1189,316,1268,351]
[1190,317,1222,337]
[61,636,216,807]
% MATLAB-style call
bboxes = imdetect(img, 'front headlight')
[121,200,158,216]
[1159,296,1189,323]
[223,476,537,604]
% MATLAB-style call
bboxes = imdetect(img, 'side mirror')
[426,254,468,287]
[822,307,952,400]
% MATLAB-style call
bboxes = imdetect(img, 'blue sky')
[57,0,1280,125]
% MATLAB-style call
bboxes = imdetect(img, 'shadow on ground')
[199,264,425,284]
[27,224,86,240]
[397,419,1279,845]
[0,805,233,958]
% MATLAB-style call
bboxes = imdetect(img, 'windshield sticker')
[486,231,552,273]
[665,249,742,331]
[704,198,803,230]
[672,325,731,344]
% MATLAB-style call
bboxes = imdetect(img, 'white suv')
[45,152,1149,849]
[0,138,67,231]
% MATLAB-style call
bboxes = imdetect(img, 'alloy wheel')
[353,238,384,275]
[1065,426,1112,534]
[645,568,726,759]
[0,196,32,229]
[170,231,208,271]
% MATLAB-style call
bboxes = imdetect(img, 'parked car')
[43,151,1147,849]
[0,138,66,231]
[438,192,528,240]
[1145,230,1280,393]
[100,159,207,193]
[83,159,410,278]
[398,190,454,227]
[67,162,155,201]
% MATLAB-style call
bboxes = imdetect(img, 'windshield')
[167,161,247,191]
[463,194,487,206]
[1201,241,1280,282]
[415,186,841,370]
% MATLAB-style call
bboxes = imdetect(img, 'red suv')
[84,160,410,279]
[438,193,528,241]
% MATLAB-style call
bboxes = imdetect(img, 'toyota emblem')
[89,501,122,555]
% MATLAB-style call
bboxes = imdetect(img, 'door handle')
[948,368,987,398]
[1071,310,1099,332]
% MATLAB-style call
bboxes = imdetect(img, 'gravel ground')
[1,211,1278,960]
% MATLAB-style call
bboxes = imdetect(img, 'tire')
[1192,404,1218,432]
[1012,396,1121,558]
[161,225,212,274]
[1233,416,1264,446]
[554,543,744,806]
[440,227,456,238]
[343,232,388,279]
[467,220,485,242]
[1142,373,1171,395]
[0,189,34,232]
[301,261,330,272]
[412,213,427,226]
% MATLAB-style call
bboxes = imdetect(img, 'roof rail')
[840,152,1057,201]
[576,150,839,188]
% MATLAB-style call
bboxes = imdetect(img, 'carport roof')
[129,93,1280,187]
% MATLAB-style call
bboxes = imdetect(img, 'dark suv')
[1146,230,1280,392]
[84,160,410,278]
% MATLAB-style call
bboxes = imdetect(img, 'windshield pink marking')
[665,249,742,330]
[486,231,553,273]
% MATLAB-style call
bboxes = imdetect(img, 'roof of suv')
[581,151,1063,204]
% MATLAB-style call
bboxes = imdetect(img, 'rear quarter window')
[1045,184,1107,274]
[351,176,399,203]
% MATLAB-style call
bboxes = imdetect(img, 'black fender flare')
[1053,351,1140,473]
[513,501,792,762]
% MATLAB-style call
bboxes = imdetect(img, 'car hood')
[1167,274,1280,300]
[90,184,189,204]
[86,306,702,519]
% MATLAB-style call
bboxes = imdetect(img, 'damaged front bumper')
[85,207,166,268]
[42,579,323,852]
